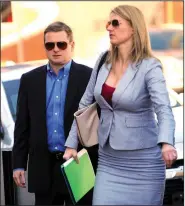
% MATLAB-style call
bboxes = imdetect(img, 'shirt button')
[54,130,57,133]
[55,146,58,150]
[55,113,57,115]
[57,79,60,82]
[56,96,59,98]
[64,74,66,77]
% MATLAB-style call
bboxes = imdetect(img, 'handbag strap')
[93,51,108,117]
[93,51,108,103]
[96,51,108,82]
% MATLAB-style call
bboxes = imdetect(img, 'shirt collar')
[47,60,72,76]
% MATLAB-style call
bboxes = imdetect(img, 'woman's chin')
[109,38,117,45]
[110,41,119,46]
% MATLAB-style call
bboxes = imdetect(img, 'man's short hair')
[44,21,73,42]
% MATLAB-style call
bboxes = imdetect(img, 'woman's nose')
[106,23,113,31]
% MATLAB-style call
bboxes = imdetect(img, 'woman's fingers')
[162,144,177,168]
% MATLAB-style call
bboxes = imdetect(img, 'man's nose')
[53,44,59,52]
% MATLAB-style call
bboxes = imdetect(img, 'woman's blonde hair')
[106,5,154,65]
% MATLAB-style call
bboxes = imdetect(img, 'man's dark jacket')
[12,61,98,193]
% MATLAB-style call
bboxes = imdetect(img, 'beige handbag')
[74,102,99,147]
[74,51,108,147]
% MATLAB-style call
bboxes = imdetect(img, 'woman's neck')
[117,41,132,65]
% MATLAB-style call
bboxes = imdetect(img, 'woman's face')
[106,13,134,46]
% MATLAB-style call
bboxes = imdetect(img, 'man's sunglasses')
[106,19,121,29]
[45,41,68,51]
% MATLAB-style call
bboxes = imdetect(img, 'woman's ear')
[131,28,134,35]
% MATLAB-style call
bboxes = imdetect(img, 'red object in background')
[6,12,12,22]
[1,1,13,23]
[4,12,13,22]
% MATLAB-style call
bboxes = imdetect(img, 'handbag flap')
[74,102,97,117]
[74,102,99,147]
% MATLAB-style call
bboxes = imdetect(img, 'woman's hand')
[161,143,177,168]
[63,147,79,164]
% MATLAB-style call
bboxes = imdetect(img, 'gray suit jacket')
[65,53,175,150]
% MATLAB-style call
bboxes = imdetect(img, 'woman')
[63,5,177,205]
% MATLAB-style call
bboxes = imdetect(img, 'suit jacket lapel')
[112,62,140,107]
[37,65,47,115]
[64,61,79,118]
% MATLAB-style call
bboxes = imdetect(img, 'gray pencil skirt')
[92,141,166,205]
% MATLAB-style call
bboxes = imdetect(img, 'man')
[12,21,97,205]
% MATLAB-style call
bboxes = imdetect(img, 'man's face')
[44,31,74,66]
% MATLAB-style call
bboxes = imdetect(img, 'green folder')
[61,149,95,204]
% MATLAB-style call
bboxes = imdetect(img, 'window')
[2,79,20,121]
[149,30,183,50]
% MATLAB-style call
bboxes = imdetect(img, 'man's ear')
[71,41,75,51]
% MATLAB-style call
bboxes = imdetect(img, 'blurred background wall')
[1,1,183,64]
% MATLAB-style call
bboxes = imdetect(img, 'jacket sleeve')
[12,74,29,170]
[65,52,105,149]
[145,58,175,146]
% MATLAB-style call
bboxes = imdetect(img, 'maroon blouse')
[101,83,115,105]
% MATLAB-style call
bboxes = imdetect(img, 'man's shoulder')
[72,61,92,74]
[22,65,46,79]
